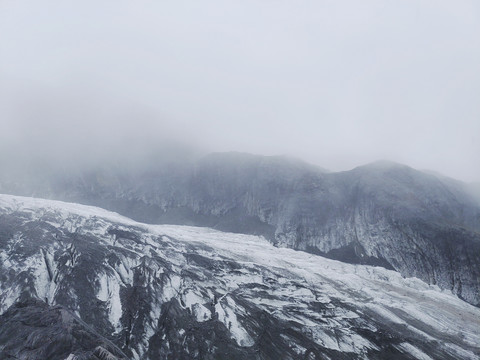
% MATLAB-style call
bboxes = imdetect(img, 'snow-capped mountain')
[1,153,479,306]
[0,194,479,359]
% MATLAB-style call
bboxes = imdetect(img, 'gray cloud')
[1,0,479,181]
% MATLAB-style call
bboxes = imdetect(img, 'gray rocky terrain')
[1,153,479,306]
[0,194,479,359]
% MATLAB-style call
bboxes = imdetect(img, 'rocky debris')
[0,299,127,360]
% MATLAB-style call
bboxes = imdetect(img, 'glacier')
[0,194,479,359]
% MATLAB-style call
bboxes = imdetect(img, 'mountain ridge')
[0,193,479,359]
[0,152,479,306]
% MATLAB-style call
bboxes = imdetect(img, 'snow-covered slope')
[2,153,479,306]
[0,194,479,359]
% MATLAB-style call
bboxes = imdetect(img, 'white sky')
[1,0,479,181]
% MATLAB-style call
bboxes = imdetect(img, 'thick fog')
[1,1,479,181]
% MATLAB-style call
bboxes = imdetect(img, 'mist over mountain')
[2,1,480,359]
[1,152,479,308]
[2,1,480,183]
[469,182,480,202]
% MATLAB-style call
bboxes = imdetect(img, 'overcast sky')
[1,0,479,181]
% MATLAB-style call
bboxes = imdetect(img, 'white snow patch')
[95,272,123,331]
[96,273,109,302]
[192,303,211,322]
[0,285,21,314]
[0,194,137,227]
[33,254,57,304]
[215,296,254,347]
[182,289,206,309]
[161,274,182,301]
[397,343,433,360]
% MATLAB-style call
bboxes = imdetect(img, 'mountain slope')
[1,153,479,306]
[0,299,128,360]
[0,194,479,359]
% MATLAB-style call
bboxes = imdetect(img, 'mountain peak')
[355,159,412,172]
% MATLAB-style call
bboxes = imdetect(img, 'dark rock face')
[0,299,127,360]
[1,153,479,305]
[0,195,479,359]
